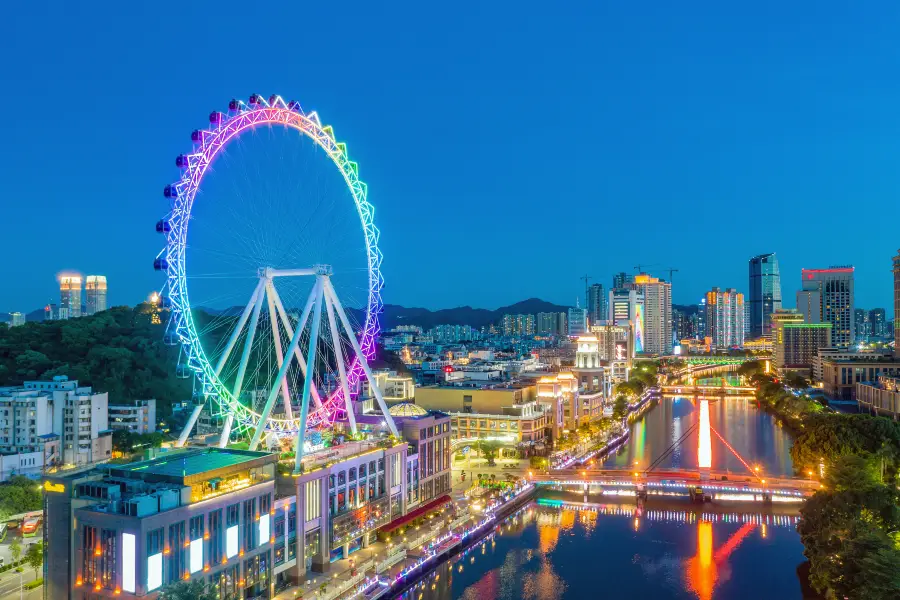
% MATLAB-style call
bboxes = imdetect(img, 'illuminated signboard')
[226,525,239,558]
[258,514,270,547]
[122,533,136,593]
[633,305,645,353]
[44,481,65,493]
[190,538,203,573]
[147,552,163,591]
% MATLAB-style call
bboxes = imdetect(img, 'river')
[403,384,809,600]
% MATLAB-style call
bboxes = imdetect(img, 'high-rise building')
[567,307,587,336]
[748,253,782,338]
[854,309,867,340]
[60,274,83,318]
[590,321,634,381]
[85,275,108,315]
[633,273,672,355]
[796,290,822,324]
[779,323,833,371]
[894,249,900,357]
[9,312,25,327]
[801,266,855,347]
[695,298,707,339]
[536,312,567,336]
[608,288,645,352]
[501,314,535,337]
[672,306,694,341]
[612,272,633,289]
[586,283,606,327]
[868,308,886,338]
[771,309,806,369]
[705,288,745,349]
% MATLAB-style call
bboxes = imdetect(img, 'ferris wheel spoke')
[325,286,356,434]
[265,282,293,421]
[324,279,398,437]
[293,278,325,472]
[214,279,265,377]
[269,278,324,409]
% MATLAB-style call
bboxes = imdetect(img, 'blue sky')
[3,1,899,313]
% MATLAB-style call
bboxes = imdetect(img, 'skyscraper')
[801,267,855,347]
[748,253,782,338]
[567,306,587,336]
[586,283,606,327]
[536,312,567,336]
[633,273,672,355]
[85,275,108,315]
[869,308,886,337]
[612,272,633,289]
[893,249,900,357]
[705,288,745,349]
[59,275,83,319]
[854,308,866,340]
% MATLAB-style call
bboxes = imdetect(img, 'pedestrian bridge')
[535,467,819,499]
[659,384,756,397]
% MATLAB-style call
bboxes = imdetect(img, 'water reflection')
[603,395,794,477]
[401,501,804,600]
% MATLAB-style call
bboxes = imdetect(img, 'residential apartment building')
[108,400,157,434]
[536,312,567,336]
[586,283,607,327]
[0,377,111,475]
[705,287,744,349]
[501,314,535,337]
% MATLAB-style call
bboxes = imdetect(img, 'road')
[0,566,41,600]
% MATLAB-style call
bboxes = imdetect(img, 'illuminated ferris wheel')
[154,94,397,469]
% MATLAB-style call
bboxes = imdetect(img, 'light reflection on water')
[399,501,805,600]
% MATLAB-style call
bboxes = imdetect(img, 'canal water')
[403,392,808,599]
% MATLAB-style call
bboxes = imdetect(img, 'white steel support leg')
[323,279,399,437]
[325,290,356,434]
[215,279,265,377]
[294,279,325,474]
[219,284,266,448]
[249,280,322,451]
[175,405,204,447]
[266,282,293,421]
[269,283,324,409]
[218,414,234,449]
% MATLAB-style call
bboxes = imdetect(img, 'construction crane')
[580,274,592,306]
[665,268,679,283]
[633,263,660,274]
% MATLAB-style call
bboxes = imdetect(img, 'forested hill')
[0,305,191,416]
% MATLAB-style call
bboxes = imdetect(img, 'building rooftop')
[105,448,274,484]
[388,402,429,417]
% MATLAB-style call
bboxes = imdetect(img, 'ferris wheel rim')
[159,94,383,437]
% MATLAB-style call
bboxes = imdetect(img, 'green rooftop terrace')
[106,447,276,486]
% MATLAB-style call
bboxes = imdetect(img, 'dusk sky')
[3,1,900,314]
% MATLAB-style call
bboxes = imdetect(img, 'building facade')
[536,312,567,336]
[800,267,855,347]
[780,324,832,372]
[586,283,606,327]
[894,249,900,357]
[633,273,672,355]
[60,275,83,319]
[0,377,111,472]
[567,307,587,337]
[108,400,157,434]
[501,314,535,337]
[85,276,108,316]
[9,312,25,327]
[748,253,782,338]
[705,288,744,349]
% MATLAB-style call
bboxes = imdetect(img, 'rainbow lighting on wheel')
[154,94,397,470]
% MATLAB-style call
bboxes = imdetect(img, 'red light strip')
[708,424,763,482]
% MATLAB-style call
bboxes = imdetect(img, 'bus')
[22,517,41,537]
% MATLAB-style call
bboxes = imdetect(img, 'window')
[189,515,204,540]
[168,521,186,583]
[82,525,98,585]
[359,463,367,478]
[243,498,257,550]
[305,479,321,522]
[349,467,357,482]
[209,509,223,564]
[227,503,240,527]
[98,528,117,589]
[338,471,346,486]
[260,492,272,515]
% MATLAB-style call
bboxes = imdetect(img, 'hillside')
[381,298,571,329]
[0,305,192,416]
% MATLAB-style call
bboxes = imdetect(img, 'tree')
[612,396,629,420]
[477,441,501,466]
[25,541,42,577]
[158,579,218,600]
[9,537,22,562]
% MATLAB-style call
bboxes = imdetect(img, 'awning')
[379,494,452,534]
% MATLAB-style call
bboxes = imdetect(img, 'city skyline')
[4,2,900,313]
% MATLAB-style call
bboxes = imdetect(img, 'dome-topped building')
[387,402,429,418]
